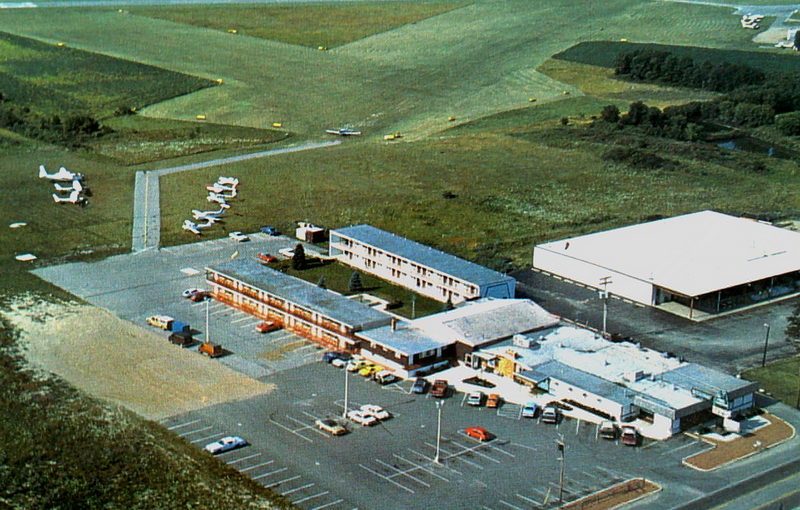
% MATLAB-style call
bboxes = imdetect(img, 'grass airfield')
[0,0,755,139]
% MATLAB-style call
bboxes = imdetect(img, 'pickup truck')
[431,379,449,398]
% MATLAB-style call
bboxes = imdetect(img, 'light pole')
[599,276,612,337]
[761,323,771,368]
[556,438,566,505]
[434,400,444,464]
[342,363,349,419]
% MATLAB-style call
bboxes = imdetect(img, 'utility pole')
[761,323,771,368]
[342,363,350,419]
[557,438,566,505]
[434,400,444,464]
[599,276,612,337]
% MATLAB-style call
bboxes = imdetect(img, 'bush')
[602,146,672,170]
[776,111,800,136]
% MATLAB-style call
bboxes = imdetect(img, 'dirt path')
[2,296,275,420]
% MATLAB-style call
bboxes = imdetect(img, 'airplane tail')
[52,193,64,203]
[39,165,47,179]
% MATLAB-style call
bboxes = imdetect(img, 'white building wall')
[533,247,655,305]
[331,236,483,303]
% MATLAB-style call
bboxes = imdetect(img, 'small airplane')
[217,176,239,187]
[206,182,237,193]
[325,128,362,136]
[207,192,228,204]
[52,189,87,205]
[53,180,83,193]
[39,165,83,182]
[192,204,229,221]
[206,185,237,197]
[182,220,201,235]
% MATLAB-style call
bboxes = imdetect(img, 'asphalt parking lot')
[163,362,800,510]
[512,269,800,374]
[33,232,327,379]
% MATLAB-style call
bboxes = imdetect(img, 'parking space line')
[374,459,431,487]
[166,419,201,430]
[231,315,253,323]
[253,467,287,480]
[665,440,701,455]
[216,448,247,457]
[516,493,540,505]
[269,418,314,443]
[227,453,261,465]
[265,475,302,489]
[483,443,515,458]
[509,442,537,452]
[292,491,329,505]
[499,500,525,510]
[309,499,344,510]
[451,439,502,464]
[407,448,464,477]
[393,454,449,482]
[423,442,483,470]
[178,425,213,436]
[240,322,258,328]
[359,464,415,494]
[190,432,227,443]
[240,461,274,472]
[279,482,315,496]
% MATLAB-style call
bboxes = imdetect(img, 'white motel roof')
[535,211,800,297]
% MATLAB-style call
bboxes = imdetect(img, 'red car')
[257,253,278,264]
[256,320,280,333]
[464,426,492,442]
[190,290,210,302]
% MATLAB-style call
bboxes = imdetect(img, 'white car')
[360,404,391,421]
[181,288,202,298]
[521,402,538,418]
[347,410,378,426]
[466,391,484,406]
[331,358,347,368]
[228,231,250,242]
[204,436,247,454]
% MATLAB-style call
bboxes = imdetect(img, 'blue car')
[260,226,279,236]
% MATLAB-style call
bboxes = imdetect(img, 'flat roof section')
[207,260,391,331]
[535,211,800,297]
[357,323,451,356]
[332,225,514,287]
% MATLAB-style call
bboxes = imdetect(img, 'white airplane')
[217,176,239,186]
[207,186,237,198]
[195,218,216,229]
[207,192,228,205]
[39,165,83,182]
[53,180,83,193]
[206,182,237,193]
[52,189,87,205]
[192,204,230,221]
[182,220,201,235]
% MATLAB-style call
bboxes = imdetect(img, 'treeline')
[615,50,766,92]
[610,50,800,136]
[0,92,109,148]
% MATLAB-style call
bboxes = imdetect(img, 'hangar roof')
[534,211,800,297]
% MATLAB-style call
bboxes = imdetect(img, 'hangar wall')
[532,246,655,305]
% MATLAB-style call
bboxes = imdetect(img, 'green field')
[743,356,800,408]
[0,31,213,117]
[553,40,800,74]
[0,0,752,138]
[131,1,469,48]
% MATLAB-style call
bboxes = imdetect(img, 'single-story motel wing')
[532,211,800,319]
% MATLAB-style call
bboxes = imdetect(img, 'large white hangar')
[532,211,800,319]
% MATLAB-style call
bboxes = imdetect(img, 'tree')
[786,301,800,345]
[291,243,306,270]
[776,112,800,136]
[795,29,800,50]
[316,276,326,289]
[348,271,363,293]
[600,104,620,123]
[443,297,454,311]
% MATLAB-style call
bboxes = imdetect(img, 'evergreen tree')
[291,243,306,270]
[348,271,363,293]
[317,276,326,289]
[443,297,455,311]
